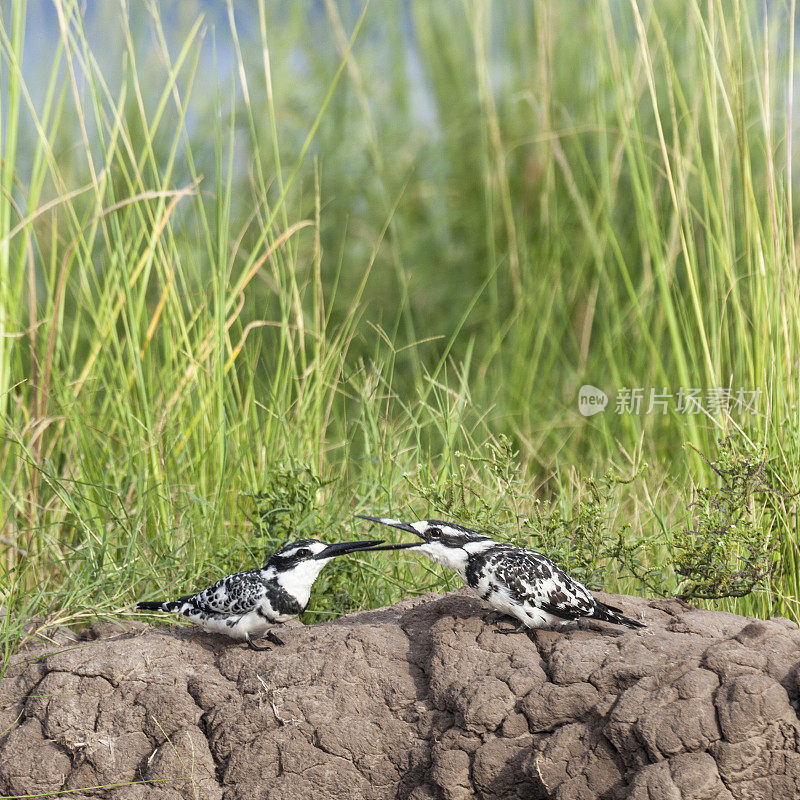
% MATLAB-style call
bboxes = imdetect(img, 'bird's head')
[354,516,493,573]
[267,537,385,570]
[264,537,384,602]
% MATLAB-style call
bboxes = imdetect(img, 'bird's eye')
[428,527,442,539]
[296,548,310,558]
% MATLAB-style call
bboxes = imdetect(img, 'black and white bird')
[357,516,644,633]
[136,538,383,650]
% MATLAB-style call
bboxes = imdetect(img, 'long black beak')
[353,515,424,551]
[314,539,385,559]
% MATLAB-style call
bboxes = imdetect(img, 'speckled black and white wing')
[174,569,269,616]
[136,569,288,643]
[467,547,591,620]
[465,545,644,629]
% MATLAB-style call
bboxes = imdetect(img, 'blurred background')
[1,0,798,640]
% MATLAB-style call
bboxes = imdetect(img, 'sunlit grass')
[0,0,798,659]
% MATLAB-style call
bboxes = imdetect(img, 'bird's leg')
[265,630,285,646]
[495,623,529,635]
[245,635,271,651]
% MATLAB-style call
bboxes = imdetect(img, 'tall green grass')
[1,0,798,652]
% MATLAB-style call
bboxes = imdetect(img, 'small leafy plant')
[529,468,643,591]
[404,436,517,531]
[673,437,786,602]
[243,464,330,544]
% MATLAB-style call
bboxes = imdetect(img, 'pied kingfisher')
[357,516,645,633]
[136,538,383,650]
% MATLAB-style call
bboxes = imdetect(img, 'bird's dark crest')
[273,538,319,555]
[265,538,320,566]
[427,520,491,537]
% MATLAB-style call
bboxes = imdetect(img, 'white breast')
[274,559,326,610]
[419,542,469,577]
[183,609,271,641]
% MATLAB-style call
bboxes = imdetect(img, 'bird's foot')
[495,623,529,635]
[246,638,271,651]
[266,630,285,646]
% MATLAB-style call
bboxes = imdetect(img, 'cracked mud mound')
[2,591,800,799]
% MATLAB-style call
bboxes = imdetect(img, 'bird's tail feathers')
[592,601,645,629]
[136,600,175,612]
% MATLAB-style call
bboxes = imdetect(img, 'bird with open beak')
[356,515,644,633]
